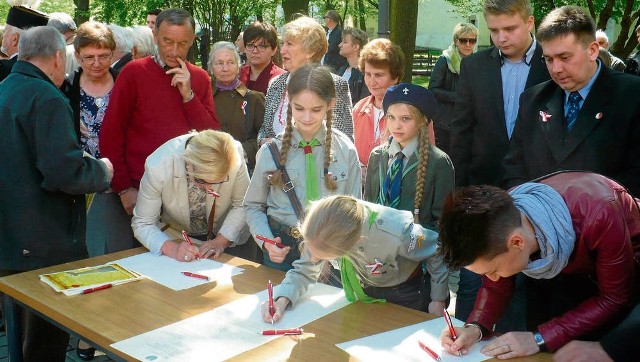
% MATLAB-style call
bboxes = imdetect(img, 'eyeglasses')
[212,60,238,69]
[245,43,270,52]
[79,52,113,64]
[457,38,477,45]
[193,174,229,186]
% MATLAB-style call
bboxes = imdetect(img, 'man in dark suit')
[321,10,347,73]
[449,0,550,188]
[0,5,48,81]
[448,0,551,332]
[503,6,640,197]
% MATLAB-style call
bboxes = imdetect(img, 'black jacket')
[449,42,551,187]
[503,65,640,196]
[337,65,370,104]
[428,55,458,132]
[0,61,110,271]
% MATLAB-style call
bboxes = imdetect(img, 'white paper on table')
[336,316,493,362]
[111,283,351,361]
[114,252,243,290]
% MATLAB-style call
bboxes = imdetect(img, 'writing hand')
[261,296,290,323]
[441,324,478,356]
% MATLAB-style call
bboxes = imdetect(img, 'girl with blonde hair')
[244,64,361,271]
[364,83,454,313]
[260,194,448,319]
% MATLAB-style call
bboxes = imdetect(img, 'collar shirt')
[501,37,537,139]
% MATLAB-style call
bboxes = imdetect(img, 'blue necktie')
[565,91,582,131]
[383,153,404,208]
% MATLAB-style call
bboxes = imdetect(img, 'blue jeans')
[455,268,527,332]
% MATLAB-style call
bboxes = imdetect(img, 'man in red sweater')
[100,8,219,215]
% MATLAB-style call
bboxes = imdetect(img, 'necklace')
[94,97,105,108]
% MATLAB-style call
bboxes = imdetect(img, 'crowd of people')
[0,1,639,361]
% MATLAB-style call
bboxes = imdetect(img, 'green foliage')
[0,0,76,25]
[91,0,163,26]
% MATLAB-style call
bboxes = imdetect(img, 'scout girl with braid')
[260,194,449,322]
[364,83,454,312]
[244,64,361,271]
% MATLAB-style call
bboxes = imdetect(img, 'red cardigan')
[99,57,219,192]
[468,172,640,351]
[239,62,285,95]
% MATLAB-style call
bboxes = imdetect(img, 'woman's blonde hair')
[282,16,328,63]
[302,195,364,257]
[270,64,338,192]
[182,130,238,181]
[453,23,478,42]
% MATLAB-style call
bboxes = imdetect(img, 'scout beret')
[383,83,437,121]
[6,6,48,29]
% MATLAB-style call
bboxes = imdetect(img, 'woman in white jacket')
[132,130,253,262]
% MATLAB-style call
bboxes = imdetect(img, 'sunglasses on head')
[458,38,477,45]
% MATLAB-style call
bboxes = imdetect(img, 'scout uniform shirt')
[275,200,449,306]
[244,125,362,247]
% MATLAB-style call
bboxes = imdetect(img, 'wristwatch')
[533,331,547,352]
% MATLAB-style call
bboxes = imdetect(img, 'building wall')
[416,0,490,50]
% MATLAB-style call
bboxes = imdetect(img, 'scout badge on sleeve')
[365,258,383,275]
[407,224,425,253]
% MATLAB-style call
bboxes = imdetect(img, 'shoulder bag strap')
[267,140,306,221]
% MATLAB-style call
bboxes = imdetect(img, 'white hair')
[107,24,133,53]
[595,29,608,43]
[131,25,155,58]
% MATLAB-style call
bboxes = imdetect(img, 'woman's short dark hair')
[342,27,368,49]
[243,21,278,50]
[438,185,521,269]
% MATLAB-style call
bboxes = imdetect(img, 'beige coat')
[132,134,250,255]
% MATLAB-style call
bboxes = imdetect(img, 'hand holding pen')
[441,308,474,357]
[180,230,201,261]
[261,293,291,324]
[268,280,275,325]
[256,235,290,264]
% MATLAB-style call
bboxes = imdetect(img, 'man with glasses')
[239,21,285,95]
[448,0,550,334]
[100,8,219,219]
[321,10,347,73]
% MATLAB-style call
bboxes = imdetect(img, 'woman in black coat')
[428,23,478,154]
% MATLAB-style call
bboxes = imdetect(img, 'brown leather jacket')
[468,172,640,351]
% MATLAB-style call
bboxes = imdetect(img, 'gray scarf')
[510,183,575,279]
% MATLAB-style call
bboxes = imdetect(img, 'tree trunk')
[389,0,418,82]
[74,0,90,26]
[357,0,366,30]
[595,0,616,31]
[282,0,310,21]
[610,0,639,59]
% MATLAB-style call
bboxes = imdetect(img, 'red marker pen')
[82,283,112,294]
[418,341,441,362]
[181,230,200,259]
[262,328,303,335]
[268,280,275,324]
[182,271,209,281]
[255,235,286,248]
[444,308,462,356]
